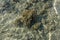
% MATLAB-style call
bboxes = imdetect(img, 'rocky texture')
[0,0,59,40]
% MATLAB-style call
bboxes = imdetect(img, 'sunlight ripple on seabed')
[49,0,58,40]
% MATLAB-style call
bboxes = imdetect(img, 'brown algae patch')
[13,0,57,32]
[14,9,38,29]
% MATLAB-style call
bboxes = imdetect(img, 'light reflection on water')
[55,0,60,15]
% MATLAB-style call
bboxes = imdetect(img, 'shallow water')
[0,0,60,40]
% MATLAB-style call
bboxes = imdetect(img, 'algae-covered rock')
[0,0,59,40]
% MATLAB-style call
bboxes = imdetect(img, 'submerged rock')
[0,0,59,40]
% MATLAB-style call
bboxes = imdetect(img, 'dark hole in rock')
[28,14,37,28]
